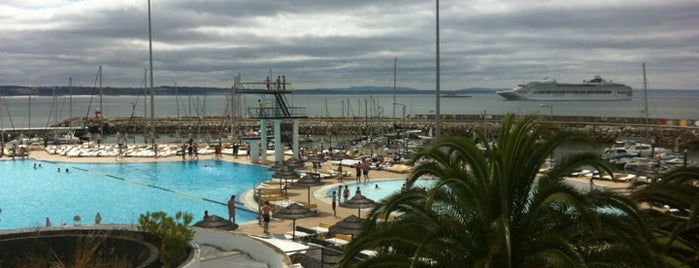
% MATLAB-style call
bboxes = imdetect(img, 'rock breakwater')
[56,115,697,148]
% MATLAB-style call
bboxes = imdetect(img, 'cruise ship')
[496,76,632,101]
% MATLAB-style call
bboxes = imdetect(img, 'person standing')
[258,99,264,116]
[343,185,350,203]
[95,212,102,224]
[260,201,272,234]
[331,191,337,217]
[337,163,343,183]
[355,164,361,183]
[338,185,344,203]
[362,159,370,183]
[227,195,236,222]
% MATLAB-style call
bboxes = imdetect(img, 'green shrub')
[138,211,194,267]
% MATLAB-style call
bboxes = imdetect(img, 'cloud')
[1,0,698,89]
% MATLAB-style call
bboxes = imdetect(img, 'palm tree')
[340,114,656,267]
[629,166,699,267]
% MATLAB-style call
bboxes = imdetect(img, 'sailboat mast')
[642,62,648,138]
[0,87,3,144]
[99,65,103,137]
[148,0,155,145]
[392,57,397,119]
[69,77,72,130]
[27,96,31,130]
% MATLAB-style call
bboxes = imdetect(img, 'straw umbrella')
[329,214,366,236]
[291,173,325,205]
[272,165,300,195]
[285,157,306,170]
[307,154,326,172]
[267,162,286,172]
[339,192,376,218]
[268,162,288,191]
[194,214,239,231]
[274,203,318,240]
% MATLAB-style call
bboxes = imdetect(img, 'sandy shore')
[23,148,631,237]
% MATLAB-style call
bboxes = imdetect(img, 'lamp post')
[540,104,553,120]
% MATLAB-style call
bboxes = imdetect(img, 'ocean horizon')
[1,90,697,129]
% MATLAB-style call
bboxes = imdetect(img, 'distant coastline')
[0,85,696,96]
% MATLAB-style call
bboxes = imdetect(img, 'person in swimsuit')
[227,195,236,222]
[331,191,337,217]
[261,201,272,233]
[343,186,350,203]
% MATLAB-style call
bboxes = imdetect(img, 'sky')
[1,0,698,90]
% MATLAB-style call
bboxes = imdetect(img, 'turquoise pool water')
[0,159,269,229]
[329,178,596,204]
[328,179,437,202]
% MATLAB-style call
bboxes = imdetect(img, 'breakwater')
[49,114,698,148]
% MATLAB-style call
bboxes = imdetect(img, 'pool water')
[328,179,437,202]
[329,178,596,204]
[0,159,269,229]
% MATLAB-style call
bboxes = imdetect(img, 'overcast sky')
[1,0,698,90]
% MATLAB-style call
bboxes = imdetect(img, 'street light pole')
[540,104,553,120]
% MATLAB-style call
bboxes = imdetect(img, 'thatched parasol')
[274,203,318,240]
[193,214,239,231]
[339,192,376,218]
[273,165,300,195]
[329,214,366,236]
[307,154,326,172]
[268,162,286,172]
[285,158,306,169]
[291,173,325,205]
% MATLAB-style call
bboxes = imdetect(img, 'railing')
[248,107,307,119]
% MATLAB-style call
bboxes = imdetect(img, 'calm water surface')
[0,159,268,229]
[2,91,697,128]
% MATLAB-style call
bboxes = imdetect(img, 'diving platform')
[232,74,307,164]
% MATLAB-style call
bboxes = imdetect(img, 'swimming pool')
[0,159,269,230]
[328,178,598,204]
[326,179,437,203]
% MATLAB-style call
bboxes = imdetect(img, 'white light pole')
[434,0,441,138]
[540,104,553,120]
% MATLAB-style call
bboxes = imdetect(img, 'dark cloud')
[1,0,697,89]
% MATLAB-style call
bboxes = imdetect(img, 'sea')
[1,90,698,129]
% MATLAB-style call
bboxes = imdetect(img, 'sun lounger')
[308,222,330,238]
[303,203,318,213]
[325,233,351,246]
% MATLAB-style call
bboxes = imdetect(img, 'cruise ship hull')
[497,77,632,101]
